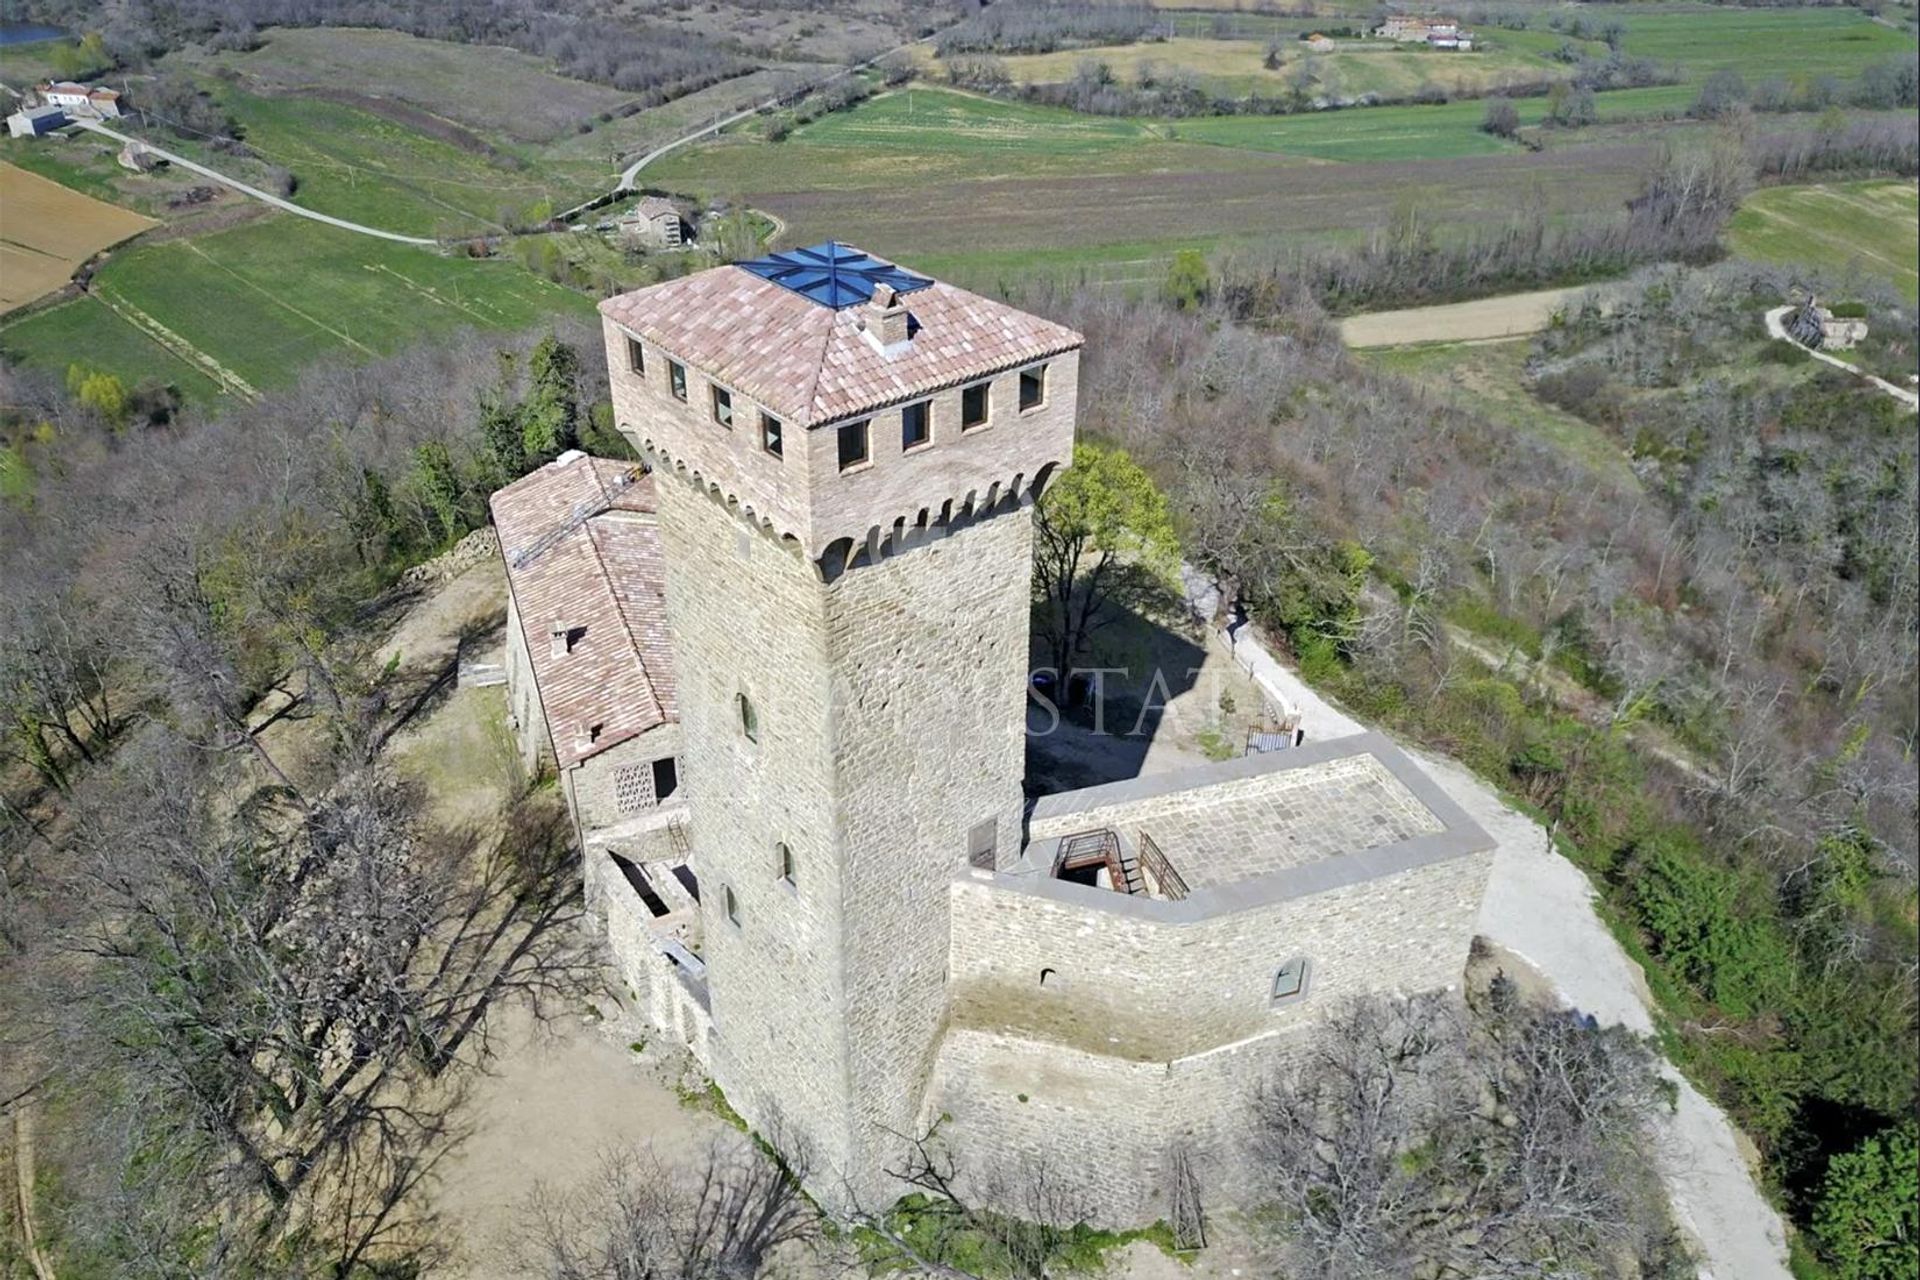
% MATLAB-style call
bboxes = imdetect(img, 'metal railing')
[1136,830,1191,901]
[1053,827,1121,878]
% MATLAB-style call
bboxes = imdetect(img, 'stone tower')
[599,244,1081,1205]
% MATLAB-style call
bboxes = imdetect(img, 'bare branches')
[514,1138,820,1280]
[1247,990,1683,1279]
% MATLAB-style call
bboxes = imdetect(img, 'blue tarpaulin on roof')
[738,241,933,309]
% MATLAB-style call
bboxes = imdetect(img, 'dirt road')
[72,120,439,246]
[1339,284,1600,348]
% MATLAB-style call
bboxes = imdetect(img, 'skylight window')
[737,242,933,310]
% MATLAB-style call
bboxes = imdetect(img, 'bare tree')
[515,1137,820,1279]
[50,726,590,1274]
[1247,988,1682,1279]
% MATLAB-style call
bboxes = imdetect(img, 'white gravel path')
[72,120,439,245]
[1187,572,1793,1279]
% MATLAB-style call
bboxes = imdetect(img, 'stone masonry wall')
[931,847,1494,1224]
[603,320,812,542]
[602,858,713,1070]
[801,353,1078,556]
[650,473,859,1194]
[605,322,1075,558]
[566,723,683,834]
[928,1025,1303,1227]
[945,849,1494,1063]
[504,592,550,775]
[828,508,1034,1202]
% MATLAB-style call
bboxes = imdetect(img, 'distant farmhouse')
[6,103,66,138]
[617,196,691,250]
[38,80,121,119]
[1375,14,1475,48]
[1787,296,1870,351]
[491,242,1495,1226]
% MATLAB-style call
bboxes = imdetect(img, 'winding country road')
[72,119,439,246]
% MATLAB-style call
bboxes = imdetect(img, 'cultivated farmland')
[936,35,1572,101]
[204,26,635,144]
[1729,179,1920,301]
[0,215,593,396]
[0,162,155,311]
[647,86,1662,285]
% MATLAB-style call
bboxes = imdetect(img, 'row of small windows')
[626,332,1048,475]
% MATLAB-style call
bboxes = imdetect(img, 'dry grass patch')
[0,162,154,311]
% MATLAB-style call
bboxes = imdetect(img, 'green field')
[0,294,226,400]
[212,89,567,236]
[1729,179,1920,300]
[1614,7,1915,85]
[1,215,593,397]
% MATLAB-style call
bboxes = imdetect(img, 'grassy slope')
[1615,6,1915,84]
[957,35,1569,100]
[1729,179,1920,301]
[212,89,563,236]
[0,294,226,400]
[3,215,593,394]
[1357,338,1638,482]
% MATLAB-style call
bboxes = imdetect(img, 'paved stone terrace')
[1032,753,1444,891]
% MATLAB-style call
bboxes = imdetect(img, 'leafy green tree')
[68,364,130,426]
[49,32,110,80]
[1163,249,1211,312]
[521,336,581,463]
[1814,1125,1918,1280]
[410,442,464,546]
[1033,442,1180,691]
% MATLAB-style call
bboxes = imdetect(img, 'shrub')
[1813,1125,1918,1280]
[1482,97,1520,139]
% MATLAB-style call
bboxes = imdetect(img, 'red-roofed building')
[39,81,121,118]
[490,451,683,846]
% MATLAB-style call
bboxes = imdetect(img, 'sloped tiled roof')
[599,247,1083,426]
[489,453,675,769]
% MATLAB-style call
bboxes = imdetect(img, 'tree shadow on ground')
[1024,604,1207,796]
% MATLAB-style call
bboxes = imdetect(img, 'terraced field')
[213,89,560,237]
[1730,179,1920,300]
[938,35,1571,101]
[0,215,593,396]
[0,162,154,310]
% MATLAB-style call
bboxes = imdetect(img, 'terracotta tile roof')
[599,253,1083,426]
[489,452,674,769]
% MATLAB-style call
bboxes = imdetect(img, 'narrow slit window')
[761,412,783,457]
[1271,957,1311,1005]
[737,692,758,743]
[626,336,645,375]
[668,360,687,402]
[1019,365,1046,411]
[901,401,931,451]
[710,384,733,428]
[776,842,796,887]
[838,419,870,472]
[723,885,740,926]
[961,382,990,431]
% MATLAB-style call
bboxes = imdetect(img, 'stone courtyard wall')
[946,847,1493,1063]
[933,843,1491,1224]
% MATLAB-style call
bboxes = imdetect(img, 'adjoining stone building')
[497,241,1495,1226]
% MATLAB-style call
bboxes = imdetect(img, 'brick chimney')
[867,284,911,353]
